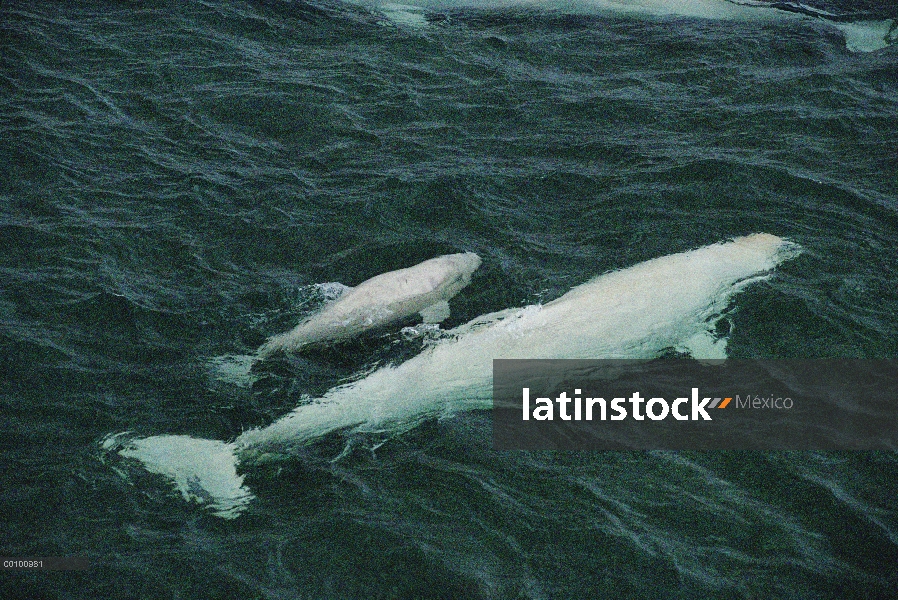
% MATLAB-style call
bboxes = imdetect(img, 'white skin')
[257,252,482,357]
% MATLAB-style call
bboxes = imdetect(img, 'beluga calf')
[207,252,482,387]
[257,252,482,357]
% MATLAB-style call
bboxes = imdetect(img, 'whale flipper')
[420,299,451,324]
[678,330,728,361]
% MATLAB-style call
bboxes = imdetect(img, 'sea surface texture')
[2,0,897,597]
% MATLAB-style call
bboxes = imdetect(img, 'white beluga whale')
[108,233,800,518]
[207,252,482,387]
[361,0,897,53]
[258,252,482,357]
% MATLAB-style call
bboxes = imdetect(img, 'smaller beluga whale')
[207,252,482,387]
[258,252,482,357]
[107,234,800,519]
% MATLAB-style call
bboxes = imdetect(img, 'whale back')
[334,252,481,318]
[258,252,481,354]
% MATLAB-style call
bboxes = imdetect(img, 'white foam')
[379,3,431,26]
[207,353,259,388]
[315,281,352,303]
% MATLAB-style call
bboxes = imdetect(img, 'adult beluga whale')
[207,252,481,387]
[107,234,800,518]
[359,0,897,53]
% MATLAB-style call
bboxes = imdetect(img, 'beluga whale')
[107,234,801,518]
[358,0,897,53]
[207,252,482,386]
[258,252,482,357]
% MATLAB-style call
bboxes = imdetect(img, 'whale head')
[438,252,482,291]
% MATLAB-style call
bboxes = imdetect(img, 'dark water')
[2,0,898,597]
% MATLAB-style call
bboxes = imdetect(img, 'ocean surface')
[2,0,898,597]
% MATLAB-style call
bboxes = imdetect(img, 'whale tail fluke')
[102,433,252,519]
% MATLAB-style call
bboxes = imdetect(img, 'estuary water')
[2,0,897,597]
